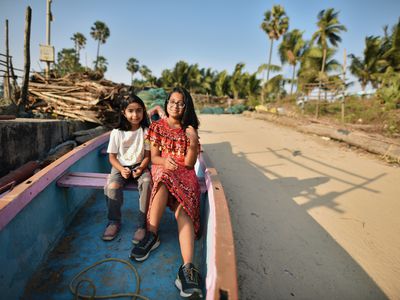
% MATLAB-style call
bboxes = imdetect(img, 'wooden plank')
[58,172,207,193]
[57,172,138,190]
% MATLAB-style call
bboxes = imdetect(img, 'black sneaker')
[175,263,203,298]
[130,230,160,261]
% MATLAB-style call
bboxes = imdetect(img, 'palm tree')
[214,70,229,97]
[311,8,346,117]
[139,65,156,86]
[71,32,86,64]
[311,8,347,78]
[57,48,78,76]
[379,19,400,74]
[90,21,110,70]
[263,74,286,101]
[279,29,306,95]
[139,65,150,79]
[349,36,382,91]
[257,63,281,103]
[261,5,289,82]
[126,57,139,84]
[187,64,202,93]
[244,73,261,102]
[298,46,341,91]
[199,68,215,96]
[94,56,108,74]
[230,63,245,99]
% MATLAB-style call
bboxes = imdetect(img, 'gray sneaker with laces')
[130,230,160,261]
[175,263,203,298]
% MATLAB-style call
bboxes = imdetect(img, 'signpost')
[39,44,54,62]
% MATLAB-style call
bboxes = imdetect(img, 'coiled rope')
[69,257,150,300]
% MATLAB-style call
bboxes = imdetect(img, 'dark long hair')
[116,93,150,131]
[164,87,200,130]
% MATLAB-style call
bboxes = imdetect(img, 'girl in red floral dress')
[130,87,203,298]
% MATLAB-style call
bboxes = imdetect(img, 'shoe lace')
[139,232,153,249]
[183,266,199,284]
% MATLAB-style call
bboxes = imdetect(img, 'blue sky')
[1,0,400,92]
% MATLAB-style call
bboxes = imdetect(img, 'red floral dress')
[146,118,200,237]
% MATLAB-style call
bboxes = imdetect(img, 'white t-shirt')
[107,127,150,166]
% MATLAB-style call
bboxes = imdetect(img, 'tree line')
[55,8,400,107]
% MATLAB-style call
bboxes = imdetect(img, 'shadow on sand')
[203,142,387,300]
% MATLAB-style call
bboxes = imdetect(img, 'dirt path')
[199,114,400,300]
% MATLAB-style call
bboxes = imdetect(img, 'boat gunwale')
[200,151,239,300]
[0,131,111,231]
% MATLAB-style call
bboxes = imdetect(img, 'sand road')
[199,115,400,300]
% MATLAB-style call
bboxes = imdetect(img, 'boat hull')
[0,132,238,299]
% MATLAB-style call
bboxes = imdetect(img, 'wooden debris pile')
[27,72,129,125]
[192,93,246,107]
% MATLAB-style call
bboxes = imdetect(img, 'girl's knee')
[105,183,122,199]
[108,182,122,189]
[175,204,187,219]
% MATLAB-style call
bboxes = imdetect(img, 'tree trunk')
[290,63,296,95]
[266,38,274,82]
[316,47,327,119]
[4,19,11,100]
[95,40,100,69]
[9,58,19,102]
[260,70,265,105]
[20,7,31,110]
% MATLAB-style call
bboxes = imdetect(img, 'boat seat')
[57,172,207,193]
[57,172,138,190]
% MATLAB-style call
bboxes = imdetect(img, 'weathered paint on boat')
[0,132,238,299]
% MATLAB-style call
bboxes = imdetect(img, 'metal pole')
[341,48,346,123]
[45,0,52,80]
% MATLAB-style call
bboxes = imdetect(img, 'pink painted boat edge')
[0,132,110,231]
[200,152,239,300]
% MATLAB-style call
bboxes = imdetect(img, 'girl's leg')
[133,171,152,243]
[103,181,124,241]
[137,171,152,228]
[104,167,126,223]
[175,204,195,264]
[104,182,124,223]
[130,182,167,261]
[148,183,169,233]
[174,204,202,298]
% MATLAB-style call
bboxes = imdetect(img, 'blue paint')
[0,144,208,299]
[23,189,204,299]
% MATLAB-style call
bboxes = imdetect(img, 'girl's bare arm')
[184,126,199,169]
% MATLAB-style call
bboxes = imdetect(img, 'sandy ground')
[198,114,400,300]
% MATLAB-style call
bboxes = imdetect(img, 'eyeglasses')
[167,101,185,108]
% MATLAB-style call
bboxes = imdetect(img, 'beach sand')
[199,114,400,300]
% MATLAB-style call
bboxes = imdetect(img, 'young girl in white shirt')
[103,94,151,243]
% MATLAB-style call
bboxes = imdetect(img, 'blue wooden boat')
[0,132,238,300]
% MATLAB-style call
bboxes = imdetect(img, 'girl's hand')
[164,156,178,170]
[121,167,131,179]
[132,167,143,178]
[185,126,198,142]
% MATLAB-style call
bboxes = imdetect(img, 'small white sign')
[39,44,55,62]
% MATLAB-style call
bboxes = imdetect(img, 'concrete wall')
[0,119,92,177]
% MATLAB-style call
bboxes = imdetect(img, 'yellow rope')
[69,258,150,300]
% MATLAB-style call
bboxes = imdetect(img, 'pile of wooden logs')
[27,72,128,125]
